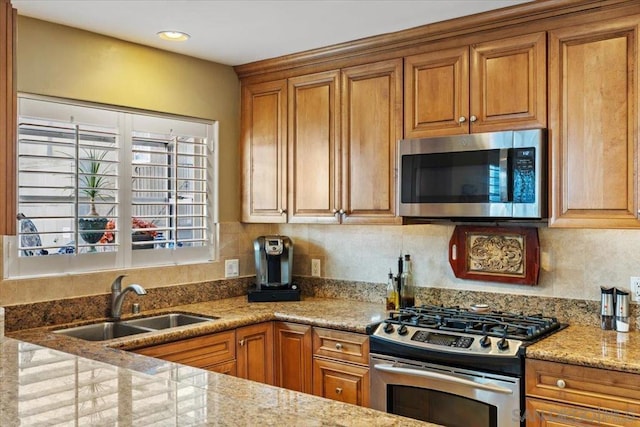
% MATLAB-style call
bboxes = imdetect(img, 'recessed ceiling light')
[157,31,190,42]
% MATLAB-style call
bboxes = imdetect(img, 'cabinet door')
[274,322,312,393]
[404,46,470,138]
[236,322,275,385]
[525,398,639,427]
[241,80,288,223]
[548,16,640,228]
[341,59,403,224]
[312,358,370,407]
[0,0,16,235]
[288,70,341,223]
[470,31,546,133]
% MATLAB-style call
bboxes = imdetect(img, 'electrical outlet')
[311,259,321,277]
[225,259,239,278]
[631,277,640,301]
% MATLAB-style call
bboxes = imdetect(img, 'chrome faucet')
[110,274,147,319]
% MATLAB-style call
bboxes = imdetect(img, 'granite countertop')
[5,296,436,426]
[526,324,640,374]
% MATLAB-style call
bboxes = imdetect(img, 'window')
[5,95,217,278]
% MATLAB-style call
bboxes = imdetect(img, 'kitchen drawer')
[312,357,370,407]
[526,397,640,427]
[526,359,640,417]
[134,330,236,368]
[207,360,237,376]
[312,327,369,365]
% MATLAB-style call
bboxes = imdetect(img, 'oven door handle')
[374,364,513,395]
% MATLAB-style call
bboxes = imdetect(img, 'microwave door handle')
[499,148,509,202]
[374,364,513,395]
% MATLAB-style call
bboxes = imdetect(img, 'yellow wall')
[0,16,249,306]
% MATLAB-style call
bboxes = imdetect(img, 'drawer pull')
[335,343,343,350]
[335,387,343,395]
[556,379,566,389]
[239,339,245,347]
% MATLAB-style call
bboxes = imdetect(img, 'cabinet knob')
[458,116,466,123]
[335,343,343,350]
[279,209,286,214]
[335,387,343,395]
[469,115,477,122]
[239,339,245,347]
[339,209,345,215]
[556,379,566,389]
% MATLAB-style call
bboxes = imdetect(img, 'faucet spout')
[110,275,147,319]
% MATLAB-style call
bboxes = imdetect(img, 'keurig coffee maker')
[248,235,301,302]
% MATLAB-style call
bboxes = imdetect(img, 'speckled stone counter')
[5,296,437,426]
[526,325,640,374]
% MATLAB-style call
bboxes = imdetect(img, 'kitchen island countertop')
[5,296,436,426]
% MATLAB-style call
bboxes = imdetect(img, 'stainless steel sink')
[53,312,218,341]
[53,321,151,341]
[122,313,218,330]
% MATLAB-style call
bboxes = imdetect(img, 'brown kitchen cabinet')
[274,321,313,393]
[525,359,640,427]
[547,15,640,228]
[240,79,288,223]
[0,0,16,236]
[132,329,236,373]
[236,322,275,385]
[404,31,546,138]
[311,327,370,407]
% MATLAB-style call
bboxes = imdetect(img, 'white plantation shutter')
[8,95,216,278]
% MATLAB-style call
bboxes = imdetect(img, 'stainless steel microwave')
[398,129,547,220]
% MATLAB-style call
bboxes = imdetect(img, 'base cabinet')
[274,321,312,393]
[236,322,275,385]
[525,359,640,427]
[311,327,370,407]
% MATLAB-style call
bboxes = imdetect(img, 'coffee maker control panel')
[266,239,284,255]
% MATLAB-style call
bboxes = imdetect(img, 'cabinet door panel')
[241,80,287,223]
[341,59,402,224]
[404,46,469,137]
[274,322,312,393]
[525,398,639,427]
[471,31,546,132]
[288,71,340,223]
[236,322,274,385]
[548,17,639,227]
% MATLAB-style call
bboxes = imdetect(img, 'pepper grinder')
[615,288,630,332]
[600,286,615,330]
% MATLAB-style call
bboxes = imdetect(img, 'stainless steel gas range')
[369,305,562,427]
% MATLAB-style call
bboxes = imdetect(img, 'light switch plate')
[225,259,239,278]
[311,259,321,277]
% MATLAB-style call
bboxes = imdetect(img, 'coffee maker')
[248,235,300,302]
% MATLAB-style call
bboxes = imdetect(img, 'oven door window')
[401,149,509,204]
[389,385,497,427]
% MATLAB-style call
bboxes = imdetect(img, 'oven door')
[370,354,521,427]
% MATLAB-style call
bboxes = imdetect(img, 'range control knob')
[479,335,491,348]
[383,322,395,334]
[497,337,509,351]
[398,325,409,336]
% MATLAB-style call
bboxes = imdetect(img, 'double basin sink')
[53,313,218,341]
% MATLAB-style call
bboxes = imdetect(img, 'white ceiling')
[12,0,533,66]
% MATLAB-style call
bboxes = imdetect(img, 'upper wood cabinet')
[404,32,546,138]
[0,0,16,235]
[548,15,640,228]
[288,70,341,224]
[241,58,402,224]
[241,79,288,223]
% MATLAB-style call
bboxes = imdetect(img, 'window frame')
[4,93,219,279]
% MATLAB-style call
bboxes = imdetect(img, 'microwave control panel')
[512,148,535,203]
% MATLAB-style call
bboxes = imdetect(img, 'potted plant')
[77,149,114,245]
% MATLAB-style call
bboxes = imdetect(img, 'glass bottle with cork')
[400,254,415,308]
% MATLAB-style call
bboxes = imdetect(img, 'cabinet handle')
[335,387,343,395]
[279,209,286,214]
[469,115,477,122]
[458,116,466,123]
[239,339,245,347]
[338,209,345,215]
[335,343,343,350]
[556,379,566,389]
